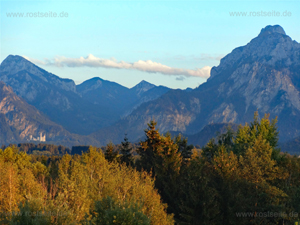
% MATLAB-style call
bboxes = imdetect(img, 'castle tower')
[42,133,46,142]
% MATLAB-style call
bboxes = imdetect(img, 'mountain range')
[0,25,300,151]
[0,56,170,136]
[90,25,300,146]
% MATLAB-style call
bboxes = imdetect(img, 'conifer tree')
[138,121,183,215]
[137,120,164,174]
[154,133,182,214]
[175,134,194,162]
[120,134,133,167]
[105,142,118,163]
[234,112,280,158]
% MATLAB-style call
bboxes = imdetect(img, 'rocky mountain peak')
[131,80,155,97]
[134,80,154,87]
[258,25,286,36]
[86,77,103,83]
[208,25,300,81]
[139,80,151,84]
[84,77,104,86]
[0,55,45,77]
[76,77,104,94]
[0,55,76,94]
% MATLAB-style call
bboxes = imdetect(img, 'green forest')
[1,113,300,225]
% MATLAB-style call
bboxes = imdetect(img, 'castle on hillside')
[29,132,46,142]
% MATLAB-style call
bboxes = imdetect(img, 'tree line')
[1,112,300,224]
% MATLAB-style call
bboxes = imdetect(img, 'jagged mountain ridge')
[0,56,171,135]
[1,24,299,148]
[90,25,300,144]
[0,55,114,135]
[77,78,171,117]
[190,24,300,140]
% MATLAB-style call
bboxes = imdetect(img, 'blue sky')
[1,0,299,89]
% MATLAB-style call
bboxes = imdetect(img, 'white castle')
[29,132,46,142]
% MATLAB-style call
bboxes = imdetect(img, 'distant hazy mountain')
[164,123,238,148]
[0,56,171,135]
[184,123,239,147]
[130,80,156,97]
[124,81,171,116]
[279,136,300,155]
[76,77,130,107]
[91,25,300,144]
[0,55,114,135]
[0,81,100,147]
[77,78,171,117]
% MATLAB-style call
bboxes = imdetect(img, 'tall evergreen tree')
[105,142,118,163]
[120,134,133,167]
[137,120,164,174]
[175,134,194,162]
[137,121,183,215]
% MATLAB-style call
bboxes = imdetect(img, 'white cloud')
[25,54,211,78]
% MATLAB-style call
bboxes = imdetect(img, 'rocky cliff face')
[91,25,300,144]
[198,25,300,140]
